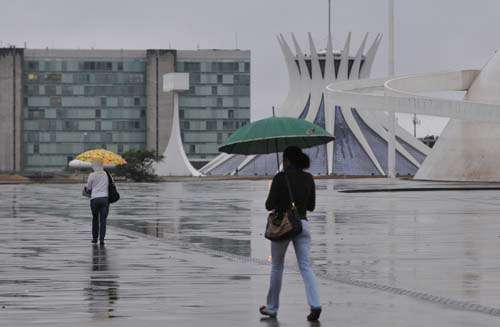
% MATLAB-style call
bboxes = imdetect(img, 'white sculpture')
[156,73,202,177]
[328,51,500,182]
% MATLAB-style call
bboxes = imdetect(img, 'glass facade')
[176,59,250,162]
[23,57,146,170]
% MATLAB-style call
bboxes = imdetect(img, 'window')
[45,85,57,95]
[206,120,217,130]
[134,97,140,106]
[217,97,223,107]
[228,110,234,119]
[189,73,201,84]
[134,121,140,129]
[64,121,78,130]
[140,109,146,118]
[117,62,123,71]
[34,144,39,154]
[244,62,250,73]
[95,109,101,118]
[27,73,38,81]
[100,97,107,107]
[117,144,124,153]
[217,133,223,144]
[45,73,62,82]
[179,110,184,119]
[62,86,73,95]
[189,145,196,153]
[217,74,223,83]
[27,61,39,71]
[95,121,101,131]
[184,62,200,72]
[50,96,62,107]
[102,133,112,143]
[223,121,234,130]
[212,86,218,95]
[181,121,190,130]
[28,109,44,119]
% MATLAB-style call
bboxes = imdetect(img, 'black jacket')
[265,168,316,218]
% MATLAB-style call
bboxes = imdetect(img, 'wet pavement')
[2,179,500,326]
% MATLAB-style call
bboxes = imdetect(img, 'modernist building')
[201,32,430,177]
[0,47,250,172]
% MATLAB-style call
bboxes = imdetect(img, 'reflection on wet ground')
[2,179,500,326]
[87,245,119,319]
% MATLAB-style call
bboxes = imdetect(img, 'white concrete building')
[328,51,500,182]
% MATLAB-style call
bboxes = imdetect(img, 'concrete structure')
[0,48,23,172]
[201,32,430,177]
[156,73,201,176]
[146,50,176,162]
[0,47,250,172]
[328,51,500,182]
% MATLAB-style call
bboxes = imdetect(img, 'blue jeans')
[90,197,109,241]
[266,220,321,313]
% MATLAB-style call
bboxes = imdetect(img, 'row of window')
[26,108,146,120]
[178,61,250,74]
[26,96,144,108]
[184,85,250,97]
[178,108,250,120]
[180,119,249,131]
[179,96,250,108]
[26,60,146,73]
[188,73,250,85]
[25,72,145,84]
[24,119,145,131]
[25,131,145,143]
[25,84,145,96]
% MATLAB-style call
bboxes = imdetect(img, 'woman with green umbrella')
[219,116,333,321]
[260,146,321,321]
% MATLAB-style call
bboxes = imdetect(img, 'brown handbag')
[265,173,303,241]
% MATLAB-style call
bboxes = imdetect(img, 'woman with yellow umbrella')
[71,149,124,245]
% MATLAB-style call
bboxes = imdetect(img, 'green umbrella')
[218,116,334,155]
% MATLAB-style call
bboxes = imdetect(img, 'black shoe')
[91,239,98,244]
[259,305,277,318]
[99,240,105,246]
[307,307,321,321]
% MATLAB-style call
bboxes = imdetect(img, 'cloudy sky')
[2,0,500,136]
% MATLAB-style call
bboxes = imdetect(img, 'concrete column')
[146,50,176,159]
[0,47,23,172]
[387,0,396,178]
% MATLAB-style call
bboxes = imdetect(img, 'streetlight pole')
[387,0,396,178]
[328,0,332,37]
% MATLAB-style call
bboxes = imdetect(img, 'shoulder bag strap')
[283,172,296,208]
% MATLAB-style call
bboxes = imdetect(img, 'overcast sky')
[2,0,500,137]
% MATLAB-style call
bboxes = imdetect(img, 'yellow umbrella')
[69,149,126,168]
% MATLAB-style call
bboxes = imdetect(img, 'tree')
[114,149,163,182]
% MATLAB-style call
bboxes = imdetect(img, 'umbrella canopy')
[69,149,127,168]
[218,117,334,155]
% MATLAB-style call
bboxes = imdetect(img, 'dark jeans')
[90,197,109,241]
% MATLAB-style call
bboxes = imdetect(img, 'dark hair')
[283,146,310,170]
